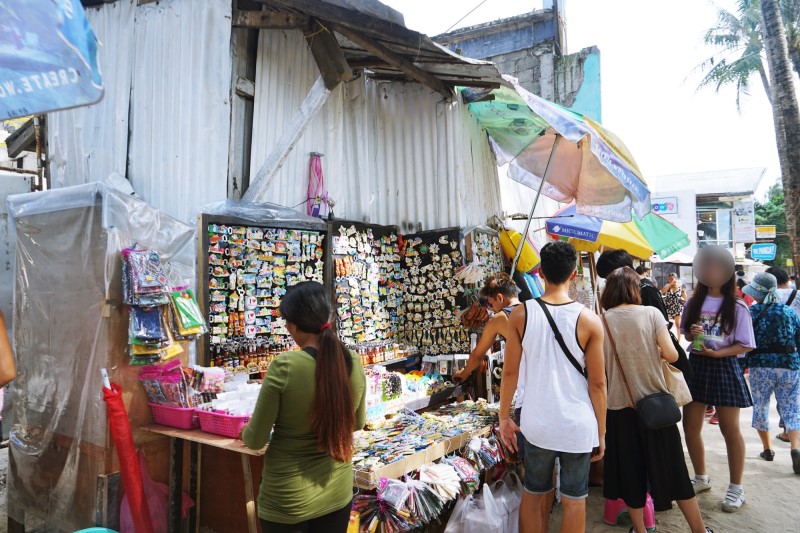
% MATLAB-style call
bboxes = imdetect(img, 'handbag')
[660,358,692,407]
[602,315,682,430]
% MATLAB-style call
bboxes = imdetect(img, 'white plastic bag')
[444,483,503,533]
[492,471,523,532]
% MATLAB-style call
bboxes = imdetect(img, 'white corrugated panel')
[127,0,232,224]
[249,30,501,232]
[47,0,135,188]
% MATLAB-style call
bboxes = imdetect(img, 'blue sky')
[384,0,781,199]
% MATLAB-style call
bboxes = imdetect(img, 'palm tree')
[761,0,800,264]
[698,0,800,264]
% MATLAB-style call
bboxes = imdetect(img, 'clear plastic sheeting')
[7,182,195,530]
[202,199,327,228]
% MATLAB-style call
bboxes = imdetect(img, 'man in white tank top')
[498,242,607,533]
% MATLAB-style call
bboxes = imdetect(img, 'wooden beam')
[326,22,452,100]
[5,119,35,158]
[304,19,353,90]
[243,76,332,204]
[258,0,429,52]
[235,77,255,99]
[233,10,308,29]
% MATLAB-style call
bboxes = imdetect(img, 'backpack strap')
[787,289,797,306]
[535,298,587,379]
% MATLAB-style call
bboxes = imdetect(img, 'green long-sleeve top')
[241,349,366,524]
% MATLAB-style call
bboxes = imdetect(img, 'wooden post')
[242,454,258,533]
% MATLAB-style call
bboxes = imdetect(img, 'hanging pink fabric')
[103,384,154,533]
[307,153,328,218]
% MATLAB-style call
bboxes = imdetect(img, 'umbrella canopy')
[546,204,690,260]
[465,76,650,223]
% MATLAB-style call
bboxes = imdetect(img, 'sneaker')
[760,449,776,461]
[705,529,715,533]
[721,486,745,512]
[709,414,719,425]
[692,476,712,493]
[705,406,716,417]
[792,449,800,475]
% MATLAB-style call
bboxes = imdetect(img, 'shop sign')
[0,0,104,120]
[651,197,679,215]
[733,201,756,243]
[756,225,777,240]
[751,243,777,261]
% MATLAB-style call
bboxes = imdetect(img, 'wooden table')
[140,425,266,533]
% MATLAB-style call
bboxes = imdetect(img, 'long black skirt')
[603,408,695,512]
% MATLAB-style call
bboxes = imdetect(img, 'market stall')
[6,183,197,532]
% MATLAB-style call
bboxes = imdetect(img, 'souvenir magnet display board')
[401,228,469,355]
[465,228,504,277]
[198,214,326,365]
[329,221,403,348]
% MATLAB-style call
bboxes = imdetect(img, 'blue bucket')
[74,529,118,533]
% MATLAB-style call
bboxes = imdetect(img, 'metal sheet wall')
[249,30,502,232]
[47,0,232,224]
[127,0,232,224]
[47,0,135,189]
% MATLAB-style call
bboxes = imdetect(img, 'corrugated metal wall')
[48,0,135,189]
[249,30,502,232]
[47,0,232,224]
[127,0,232,224]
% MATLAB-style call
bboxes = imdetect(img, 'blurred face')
[694,246,735,289]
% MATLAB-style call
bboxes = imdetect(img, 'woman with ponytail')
[242,281,366,532]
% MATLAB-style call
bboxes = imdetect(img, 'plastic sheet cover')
[7,182,195,529]
[202,198,327,228]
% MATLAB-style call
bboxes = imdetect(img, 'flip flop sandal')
[777,433,790,443]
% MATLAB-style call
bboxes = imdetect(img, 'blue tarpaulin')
[0,0,103,120]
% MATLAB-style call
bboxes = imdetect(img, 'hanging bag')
[602,315,682,430]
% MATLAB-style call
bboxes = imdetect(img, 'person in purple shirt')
[681,247,755,514]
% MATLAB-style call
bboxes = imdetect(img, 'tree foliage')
[754,183,792,265]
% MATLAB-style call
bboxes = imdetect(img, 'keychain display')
[469,229,503,277]
[400,229,469,355]
[124,246,206,364]
[331,223,402,347]
[204,223,325,358]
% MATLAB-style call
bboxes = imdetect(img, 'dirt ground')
[0,397,797,532]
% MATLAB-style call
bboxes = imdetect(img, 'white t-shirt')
[777,288,800,316]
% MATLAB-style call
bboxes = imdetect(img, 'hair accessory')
[319,322,332,332]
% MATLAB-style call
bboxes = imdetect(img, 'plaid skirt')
[687,353,752,407]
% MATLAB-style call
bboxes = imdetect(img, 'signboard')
[651,197,679,215]
[733,201,756,243]
[751,243,777,261]
[756,225,777,240]
[0,0,103,120]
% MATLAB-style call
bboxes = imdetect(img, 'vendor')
[454,272,521,383]
[241,281,366,533]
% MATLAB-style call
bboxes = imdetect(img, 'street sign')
[756,225,777,240]
[751,243,777,261]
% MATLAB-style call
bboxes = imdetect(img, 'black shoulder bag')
[535,298,587,379]
[602,315,682,430]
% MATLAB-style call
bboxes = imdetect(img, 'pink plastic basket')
[197,409,250,438]
[149,403,199,430]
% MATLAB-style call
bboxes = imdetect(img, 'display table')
[353,424,492,489]
[140,425,267,533]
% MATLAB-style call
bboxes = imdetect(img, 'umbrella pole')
[511,135,561,274]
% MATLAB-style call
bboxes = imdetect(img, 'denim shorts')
[523,440,591,499]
